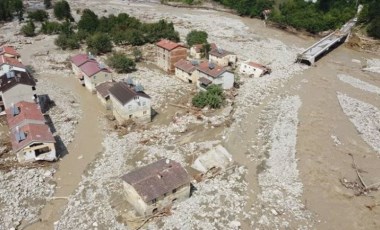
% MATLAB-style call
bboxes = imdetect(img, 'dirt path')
[18,42,107,230]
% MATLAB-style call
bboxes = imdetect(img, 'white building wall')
[0,65,26,76]
[111,95,151,124]
[16,142,56,163]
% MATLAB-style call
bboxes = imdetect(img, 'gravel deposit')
[338,74,380,94]
[251,95,312,229]
[363,59,380,74]
[337,92,380,154]
[0,168,56,229]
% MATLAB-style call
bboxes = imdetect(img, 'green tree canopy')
[192,85,225,109]
[53,0,73,21]
[107,52,136,73]
[186,30,208,46]
[87,33,113,54]
[78,9,99,33]
[21,21,36,37]
[44,0,52,9]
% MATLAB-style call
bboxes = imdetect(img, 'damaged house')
[121,159,191,216]
[0,45,21,60]
[0,55,27,76]
[6,101,56,163]
[239,61,270,78]
[174,59,198,83]
[208,47,237,68]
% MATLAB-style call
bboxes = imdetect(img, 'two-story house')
[109,81,151,124]
[156,39,187,74]
[239,61,270,78]
[174,59,198,83]
[209,47,237,68]
[195,61,234,91]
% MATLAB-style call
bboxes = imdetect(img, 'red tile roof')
[121,159,190,202]
[10,123,55,153]
[248,62,267,70]
[196,61,227,78]
[80,61,111,77]
[174,59,196,74]
[0,46,20,57]
[71,54,93,67]
[0,55,25,69]
[156,39,184,51]
[6,101,45,128]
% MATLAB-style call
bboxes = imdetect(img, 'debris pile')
[338,74,380,94]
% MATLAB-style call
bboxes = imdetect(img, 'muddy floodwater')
[1,0,379,229]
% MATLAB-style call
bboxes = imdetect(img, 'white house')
[209,47,237,68]
[195,61,234,91]
[108,80,151,124]
[121,159,191,216]
[239,61,270,78]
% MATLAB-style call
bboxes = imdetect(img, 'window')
[172,188,177,194]
[129,114,132,118]
[32,86,36,91]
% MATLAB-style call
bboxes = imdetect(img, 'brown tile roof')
[10,123,55,153]
[209,47,234,58]
[109,81,150,106]
[198,77,212,85]
[121,159,190,202]
[156,39,184,51]
[174,59,196,74]
[80,61,111,77]
[0,55,25,69]
[0,70,36,92]
[0,46,20,57]
[95,81,116,99]
[6,101,45,128]
[196,61,227,78]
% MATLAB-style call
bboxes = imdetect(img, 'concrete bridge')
[297,18,357,65]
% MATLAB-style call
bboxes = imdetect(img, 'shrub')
[28,9,49,22]
[86,33,113,54]
[192,85,224,109]
[40,21,62,34]
[132,47,142,62]
[55,33,80,50]
[107,52,136,73]
[186,30,208,46]
[21,21,36,37]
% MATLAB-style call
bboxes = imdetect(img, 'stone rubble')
[363,58,380,74]
[337,92,380,154]
[250,95,313,229]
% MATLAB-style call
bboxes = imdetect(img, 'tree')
[87,33,113,54]
[192,85,224,108]
[107,52,136,73]
[367,16,380,39]
[53,0,73,21]
[200,43,211,58]
[78,9,99,33]
[44,0,52,9]
[55,33,80,50]
[28,9,49,22]
[40,21,62,34]
[21,21,36,37]
[186,30,208,46]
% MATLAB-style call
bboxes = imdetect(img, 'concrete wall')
[71,64,82,77]
[1,84,36,109]
[123,182,191,217]
[209,54,237,67]
[189,47,201,59]
[83,72,112,92]
[239,63,264,78]
[197,71,234,90]
[157,47,187,74]
[17,142,56,163]
[174,68,197,83]
[110,95,151,124]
